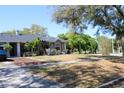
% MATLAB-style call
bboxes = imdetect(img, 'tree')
[53,5,124,56]
[21,24,47,35]
[58,33,68,40]
[24,38,46,55]
[70,34,86,54]
[53,6,87,32]
[114,39,122,53]
[24,42,32,52]
[58,32,98,54]
[97,36,111,56]
[88,37,98,54]
[2,24,47,36]
[3,29,16,35]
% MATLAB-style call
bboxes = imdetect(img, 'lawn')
[27,54,91,62]
[10,54,124,87]
[28,54,124,88]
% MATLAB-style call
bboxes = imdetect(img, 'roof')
[0,34,66,43]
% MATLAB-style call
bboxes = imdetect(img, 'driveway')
[0,57,103,88]
[0,60,64,88]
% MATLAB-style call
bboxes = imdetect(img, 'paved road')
[0,61,64,88]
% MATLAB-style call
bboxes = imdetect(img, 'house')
[0,33,67,57]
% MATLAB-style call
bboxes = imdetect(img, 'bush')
[3,43,12,51]
[23,52,31,57]
[3,43,12,57]
[50,49,57,55]
[31,53,37,56]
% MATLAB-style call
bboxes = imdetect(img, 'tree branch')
[113,5,124,19]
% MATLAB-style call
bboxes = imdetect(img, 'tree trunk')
[121,36,124,56]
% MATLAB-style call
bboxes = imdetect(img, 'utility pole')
[112,38,114,54]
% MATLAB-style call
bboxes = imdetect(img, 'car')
[0,47,7,61]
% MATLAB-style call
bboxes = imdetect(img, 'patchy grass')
[12,54,103,66]
[10,54,124,87]
[27,54,89,62]
[29,58,124,88]
[9,53,124,87]
[12,54,90,66]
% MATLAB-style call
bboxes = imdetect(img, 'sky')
[0,5,113,38]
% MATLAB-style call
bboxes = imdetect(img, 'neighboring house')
[0,33,67,57]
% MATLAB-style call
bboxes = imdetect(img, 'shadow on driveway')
[0,65,63,88]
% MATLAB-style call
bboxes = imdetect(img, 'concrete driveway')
[0,60,64,88]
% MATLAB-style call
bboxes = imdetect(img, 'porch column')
[64,42,67,52]
[17,42,21,57]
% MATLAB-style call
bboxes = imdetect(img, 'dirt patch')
[11,57,43,66]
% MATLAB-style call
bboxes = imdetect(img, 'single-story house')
[0,33,67,57]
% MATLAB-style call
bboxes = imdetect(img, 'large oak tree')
[53,5,124,56]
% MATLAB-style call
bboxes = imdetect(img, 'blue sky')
[0,5,113,38]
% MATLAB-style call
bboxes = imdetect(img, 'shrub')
[3,43,12,51]
[50,49,57,55]
[3,43,12,57]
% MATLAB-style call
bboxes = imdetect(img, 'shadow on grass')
[29,63,122,88]
[87,55,124,64]
[78,57,101,62]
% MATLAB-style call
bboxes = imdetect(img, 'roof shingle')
[0,34,66,43]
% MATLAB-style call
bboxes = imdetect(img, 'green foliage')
[3,29,16,35]
[88,38,98,53]
[3,43,12,51]
[53,6,87,32]
[24,38,45,55]
[24,42,32,51]
[53,5,124,56]
[50,49,57,55]
[58,33,68,40]
[21,24,47,35]
[53,5,124,37]
[58,32,98,54]
[2,24,47,36]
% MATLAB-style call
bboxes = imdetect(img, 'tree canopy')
[3,24,47,36]
[53,5,124,56]
[24,38,46,55]
[58,32,98,54]
[21,24,47,35]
